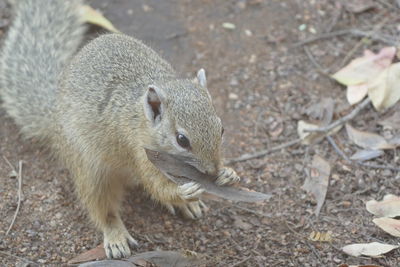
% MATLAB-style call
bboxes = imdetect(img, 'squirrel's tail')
[0,0,86,141]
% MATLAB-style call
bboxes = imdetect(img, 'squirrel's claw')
[179,200,205,219]
[178,182,205,200]
[104,231,138,259]
[216,167,241,186]
[164,200,207,220]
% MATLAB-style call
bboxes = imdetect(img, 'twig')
[293,29,397,48]
[306,98,371,133]
[303,46,331,77]
[235,205,272,218]
[4,158,23,235]
[0,251,38,266]
[226,138,302,164]
[304,241,323,263]
[327,136,400,172]
[326,136,351,163]
[231,256,251,267]
[339,18,390,68]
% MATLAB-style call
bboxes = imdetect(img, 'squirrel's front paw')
[177,181,205,200]
[104,229,138,259]
[216,167,241,186]
[165,200,207,220]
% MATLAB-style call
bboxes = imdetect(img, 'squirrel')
[0,0,241,259]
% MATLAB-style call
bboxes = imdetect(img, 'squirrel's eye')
[176,133,190,148]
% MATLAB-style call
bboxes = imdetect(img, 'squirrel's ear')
[196,68,207,88]
[143,85,165,125]
[196,68,212,101]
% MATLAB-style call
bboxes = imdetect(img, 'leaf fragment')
[309,231,332,242]
[68,244,106,264]
[342,242,399,257]
[302,155,331,216]
[366,194,400,217]
[332,47,396,86]
[345,124,396,150]
[79,5,120,33]
[347,84,368,105]
[145,149,272,203]
[350,149,383,162]
[373,217,400,237]
[297,120,321,145]
[367,62,400,111]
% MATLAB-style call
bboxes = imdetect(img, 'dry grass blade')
[4,157,23,235]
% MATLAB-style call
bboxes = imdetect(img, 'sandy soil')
[1,0,400,266]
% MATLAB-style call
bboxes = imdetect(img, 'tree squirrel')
[0,0,241,259]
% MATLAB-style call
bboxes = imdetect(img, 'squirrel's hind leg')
[73,165,138,259]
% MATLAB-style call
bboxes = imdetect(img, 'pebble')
[229,93,239,100]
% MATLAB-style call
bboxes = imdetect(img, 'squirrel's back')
[0,0,86,141]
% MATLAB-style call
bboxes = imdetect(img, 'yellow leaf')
[367,62,400,111]
[79,5,120,33]
[332,47,396,86]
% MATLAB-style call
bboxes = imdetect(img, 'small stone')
[298,24,307,31]
[142,4,153,12]
[342,201,352,208]
[245,29,252,36]
[229,77,239,86]
[229,93,239,100]
[222,22,236,30]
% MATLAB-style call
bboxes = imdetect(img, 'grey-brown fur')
[0,0,86,140]
[0,0,241,259]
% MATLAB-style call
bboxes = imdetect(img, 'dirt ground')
[1,0,400,266]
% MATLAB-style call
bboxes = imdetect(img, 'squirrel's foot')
[165,200,207,220]
[216,167,241,186]
[177,181,205,200]
[104,227,138,259]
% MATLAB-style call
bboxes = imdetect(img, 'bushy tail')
[0,0,86,141]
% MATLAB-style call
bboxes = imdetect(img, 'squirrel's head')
[142,69,223,175]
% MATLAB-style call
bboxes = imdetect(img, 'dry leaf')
[79,5,120,33]
[366,194,400,217]
[80,251,203,267]
[145,149,271,202]
[347,84,368,105]
[346,124,396,150]
[378,111,400,129]
[302,155,331,216]
[367,62,400,111]
[339,264,383,267]
[350,149,383,162]
[309,231,332,242]
[373,217,400,237]
[342,242,399,257]
[297,120,321,144]
[332,47,396,86]
[68,244,106,264]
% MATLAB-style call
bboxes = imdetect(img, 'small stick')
[293,29,396,48]
[0,251,38,266]
[327,136,400,172]
[306,98,371,133]
[235,205,272,218]
[5,159,23,235]
[226,138,302,164]
[339,17,390,68]
[231,256,251,267]
[303,46,331,77]
[326,136,351,163]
